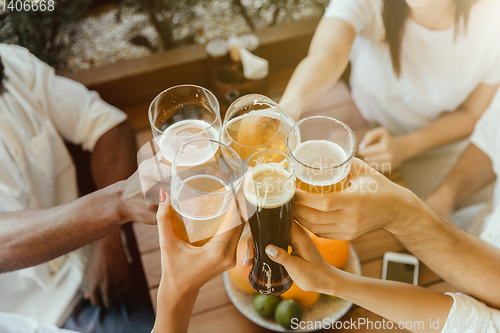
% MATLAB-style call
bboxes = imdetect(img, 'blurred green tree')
[0,0,92,69]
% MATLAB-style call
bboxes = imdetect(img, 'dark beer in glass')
[243,150,295,295]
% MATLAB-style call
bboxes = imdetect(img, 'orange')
[281,283,320,307]
[307,230,350,269]
[228,240,256,294]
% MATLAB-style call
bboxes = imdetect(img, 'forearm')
[426,144,495,209]
[388,201,500,308]
[329,270,453,333]
[153,283,199,333]
[279,18,354,121]
[91,121,137,246]
[403,108,478,159]
[0,182,127,272]
[280,53,345,120]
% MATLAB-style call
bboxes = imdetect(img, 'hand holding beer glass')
[243,151,296,295]
[170,140,243,247]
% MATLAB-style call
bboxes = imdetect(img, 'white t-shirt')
[0,44,127,326]
[442,293,500,333]
[470,94,500,248]
[0,312,77,333]
[324,0,500,136]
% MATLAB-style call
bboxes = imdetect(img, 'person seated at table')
[0,188,242,333]
[280,0,500,198]
[0,44,155,332]
[425,98,499,244]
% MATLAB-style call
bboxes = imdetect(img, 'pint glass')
[221,94,295,161]
[243,150,295,295]
[171,140,243,246]
[286,116,356,193]
[148,85,221,165]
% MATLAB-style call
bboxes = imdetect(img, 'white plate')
[223,244,361,332]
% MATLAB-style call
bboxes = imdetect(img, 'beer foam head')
[292,140,349,186]
[157,119,219,164]
[243,163,295,209]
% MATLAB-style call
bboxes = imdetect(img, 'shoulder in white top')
[0,44,127,326]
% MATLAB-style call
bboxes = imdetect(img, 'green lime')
[275,299,303,329]
[253,294,281,319]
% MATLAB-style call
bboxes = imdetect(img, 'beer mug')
[243,150,295,295]
[221,94,295,161]
[148,85,221,165]
[286,116,357,193]
[171,140,243,247]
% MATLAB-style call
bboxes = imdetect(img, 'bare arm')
[425,143,496,216]
[84,121,139,307]
[0,182,125,273]
[279,17,355,120]
[388,204,500,309]
[0,167,156,273]
[294,158,500,308]
[359,83,500,170]
[404,83,498,157]
[267,221,453,333]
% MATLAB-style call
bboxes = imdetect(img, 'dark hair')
[0,56,5,94]
[382,0,478,76]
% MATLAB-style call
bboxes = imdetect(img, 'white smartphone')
[382,252,419,285]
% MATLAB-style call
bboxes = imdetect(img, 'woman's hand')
[293,158,424,240]
[358,127,413,172]
[265,221,339,295]
[153,188,243,333]
[156,188,243,296]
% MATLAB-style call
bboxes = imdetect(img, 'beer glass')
[171,140,243,247]
[286,116,357,193]
[149,85,222,165]
[243,150,295,295]
[221,94,295,161]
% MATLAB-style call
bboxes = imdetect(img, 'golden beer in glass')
[170,139,243,246]
[221,94,295,161]
[148,85,221,166]
[286,116,357,194]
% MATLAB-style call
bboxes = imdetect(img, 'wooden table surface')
[132,82,458,332]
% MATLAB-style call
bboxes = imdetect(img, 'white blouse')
[324,0,500,136]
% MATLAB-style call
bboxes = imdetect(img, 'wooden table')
[132,82,458,332]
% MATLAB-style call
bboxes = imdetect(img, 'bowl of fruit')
[224,231,361,331]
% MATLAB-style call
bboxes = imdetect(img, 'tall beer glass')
[171,140,243,247]
[286,116,356,193]
[221,94,295,161]
[149,85,221,165]
[243,150,295,295]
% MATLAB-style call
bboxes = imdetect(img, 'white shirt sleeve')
[323,0,376,33]
[11,45,127,152]
[0,312,78,333]
[441,293,500,333]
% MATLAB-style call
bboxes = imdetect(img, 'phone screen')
[386,261,415,283]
